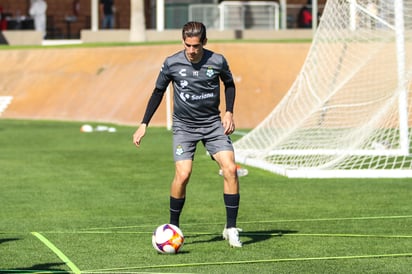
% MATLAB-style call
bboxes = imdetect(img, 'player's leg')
[203,120,242,247]
[213,150,239,194]
[213,150,242,247]
[171,159,193,198]
[169,159,192,227]
[213,150,240,228]
[170,120,198,227]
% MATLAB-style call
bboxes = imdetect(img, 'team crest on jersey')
[175,144,184,156]
[206,66,214,77]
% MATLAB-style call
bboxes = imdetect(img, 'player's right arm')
[133,87,166,148]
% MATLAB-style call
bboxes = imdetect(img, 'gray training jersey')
[155,48,234,126]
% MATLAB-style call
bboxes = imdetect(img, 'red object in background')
[0,6,7,30]
[73,0,80,16]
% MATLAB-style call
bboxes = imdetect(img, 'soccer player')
[132,21,242,247]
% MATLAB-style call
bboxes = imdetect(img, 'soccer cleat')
[222,227,243,247]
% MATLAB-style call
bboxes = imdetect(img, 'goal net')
[234,0,412,178]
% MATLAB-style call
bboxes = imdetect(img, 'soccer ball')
[152,224,184,254]
[80,124,93,133]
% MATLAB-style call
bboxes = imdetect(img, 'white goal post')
[234,0,412,178]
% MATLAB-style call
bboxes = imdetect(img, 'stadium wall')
[0,43,309,129]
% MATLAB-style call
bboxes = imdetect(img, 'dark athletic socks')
[224,193,240,228]
[169,196,185,227]
[170,194,239,228]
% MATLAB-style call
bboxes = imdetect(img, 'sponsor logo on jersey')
[191,93,214,101]
[179,92,190,102]
[179,92,214,102]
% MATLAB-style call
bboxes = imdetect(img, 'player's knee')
[174,169,192,184]
[222,162,237,177]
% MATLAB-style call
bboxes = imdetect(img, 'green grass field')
[1,119,412,273]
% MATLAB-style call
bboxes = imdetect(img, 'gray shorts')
[172,119,234,161]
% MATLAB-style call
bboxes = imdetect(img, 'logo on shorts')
[175,144,184,156]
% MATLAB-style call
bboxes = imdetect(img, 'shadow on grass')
[0,263,69,274]
[188,229,298,246]
[241,229,298,245]
[0,238,21,244]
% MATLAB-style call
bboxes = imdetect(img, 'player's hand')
[133,124,147,148]
[222,111,235,135]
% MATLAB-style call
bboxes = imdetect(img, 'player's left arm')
[222,81,236,135]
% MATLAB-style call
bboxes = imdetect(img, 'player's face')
[183,36,205,63]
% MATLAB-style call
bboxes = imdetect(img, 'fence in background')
[189,2,280,30]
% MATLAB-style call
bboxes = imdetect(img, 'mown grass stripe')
[31,232,81,274]
[39,230,412,239]
[78,214,412,231]
[83,253,412,272]
[239,214,412,224]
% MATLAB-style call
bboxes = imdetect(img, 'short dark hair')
[182,21,207,44]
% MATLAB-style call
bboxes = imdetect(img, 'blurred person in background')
[298,0,312,28]
[29,0,47,37]
[100,0,115,29]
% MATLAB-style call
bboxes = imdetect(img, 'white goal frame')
[234,0,412,178]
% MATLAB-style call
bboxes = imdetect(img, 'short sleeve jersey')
[155,48,234,126]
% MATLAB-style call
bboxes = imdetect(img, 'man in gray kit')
[133,21,242,247]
